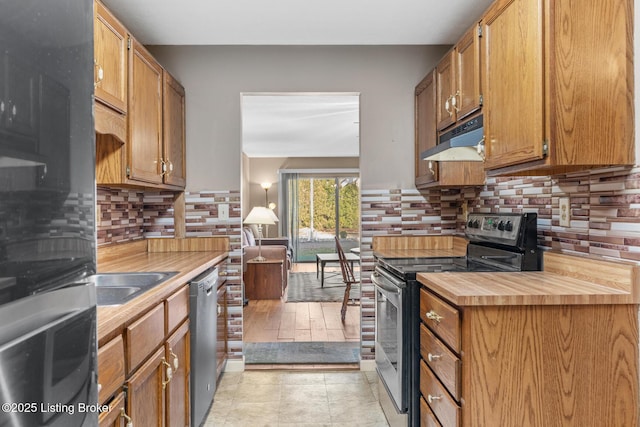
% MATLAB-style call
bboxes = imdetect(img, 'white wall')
[149,45,450,192]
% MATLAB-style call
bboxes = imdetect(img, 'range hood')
[421,115,485,162]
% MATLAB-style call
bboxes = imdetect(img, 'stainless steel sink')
[90,271,178,306]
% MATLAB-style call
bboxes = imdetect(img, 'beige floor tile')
[281,371,326,385]
[329,400,388,424]
[234,383,282,403]
[326,382,376,403]
[323,371,367,384]
[281,383,329,403]
[223,401,280,424]
[278,399,332,424]
[240,370,285,384]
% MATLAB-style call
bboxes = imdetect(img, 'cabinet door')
[435,51,456,131]
[216,286,228,378]
[98,392,127,427]
[128,37,163,185]
[94,0,128,113]
[415,70,438,187]
[127,347,165,427]
[455,24,481,121]
[162,71,186,188]
[166,321,190,427]
[482,0,545,169]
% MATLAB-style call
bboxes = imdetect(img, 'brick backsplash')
[97,166,640,364]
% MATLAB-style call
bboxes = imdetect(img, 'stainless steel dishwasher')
[189,267,219,427]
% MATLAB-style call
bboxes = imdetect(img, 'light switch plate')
[559,197,570,227]
[218,203,229,220]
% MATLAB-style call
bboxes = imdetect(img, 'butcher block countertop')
[96,238,229,345]
[418,251,640,306]
[373,235,467,259]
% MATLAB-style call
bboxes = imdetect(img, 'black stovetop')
[377,255,504,279]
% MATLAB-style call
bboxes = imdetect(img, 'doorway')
[241,92,361,367]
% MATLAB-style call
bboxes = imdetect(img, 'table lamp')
[244,206,277,262]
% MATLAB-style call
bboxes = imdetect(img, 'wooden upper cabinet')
[482,0,634,175]
[128,37,163,185]
[436,24,482,132]
[415,70,438,187]
[162,71,187,188]
[455,25,482,121]
[435,51,456,131]
[94,0,127,114]
[415,40,485,189]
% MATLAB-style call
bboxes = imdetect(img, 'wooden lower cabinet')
[166,320,190,427]
[127,347,166,426]
[419,287,639,426]
[98,392,127,427]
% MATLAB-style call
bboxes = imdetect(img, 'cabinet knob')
[426,310,443,323]
[444,95,453,116]
[161,357,173,389]
[428,161,435,176]
[219,271,228,276]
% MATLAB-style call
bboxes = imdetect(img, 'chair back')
[335,237,357,285]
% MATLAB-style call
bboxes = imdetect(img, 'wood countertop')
[373,235,468,259]
[96,238,228,345]
[418,251,640,306]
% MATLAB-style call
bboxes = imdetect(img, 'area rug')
[286,271,360,302]
[244,341,360,364]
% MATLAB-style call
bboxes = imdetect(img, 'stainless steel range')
[374,213,541,427]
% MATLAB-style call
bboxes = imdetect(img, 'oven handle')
[372,269,403,295]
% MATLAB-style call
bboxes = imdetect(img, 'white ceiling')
[242,94,360,158]
[102,0,493,158]
[102,0,493,46]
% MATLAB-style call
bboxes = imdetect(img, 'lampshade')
[244,206,277,226]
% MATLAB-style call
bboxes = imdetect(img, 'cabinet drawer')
[420,396,442,427]
[420,288,460,352]
[97,335,125,405]
[126,303,165,374]
[98,391,126,427]
[420,360,460,427]
[420,324,461,401]
[166,284,189,335]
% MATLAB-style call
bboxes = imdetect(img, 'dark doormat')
[286,272,360,302]
[244,341,360,364]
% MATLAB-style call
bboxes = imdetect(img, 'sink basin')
[90,271,178,306]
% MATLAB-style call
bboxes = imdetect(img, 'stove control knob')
[467,219,473,228]
[491,221,497,229]
[472,219,480,228]
[505,220,513,232]
[497,220,505,231]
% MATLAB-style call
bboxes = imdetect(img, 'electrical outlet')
[218,204,229,220]
[559,197,570,227]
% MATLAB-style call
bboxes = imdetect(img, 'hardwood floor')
[244,299,360,342]
[243,263,360,343]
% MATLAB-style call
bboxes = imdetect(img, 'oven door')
[373,267,407,413]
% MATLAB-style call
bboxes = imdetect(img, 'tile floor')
[203,370,390,426]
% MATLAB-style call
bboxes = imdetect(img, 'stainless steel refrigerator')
[0,0,97,426]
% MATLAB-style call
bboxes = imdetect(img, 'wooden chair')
[335,237,359,323]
